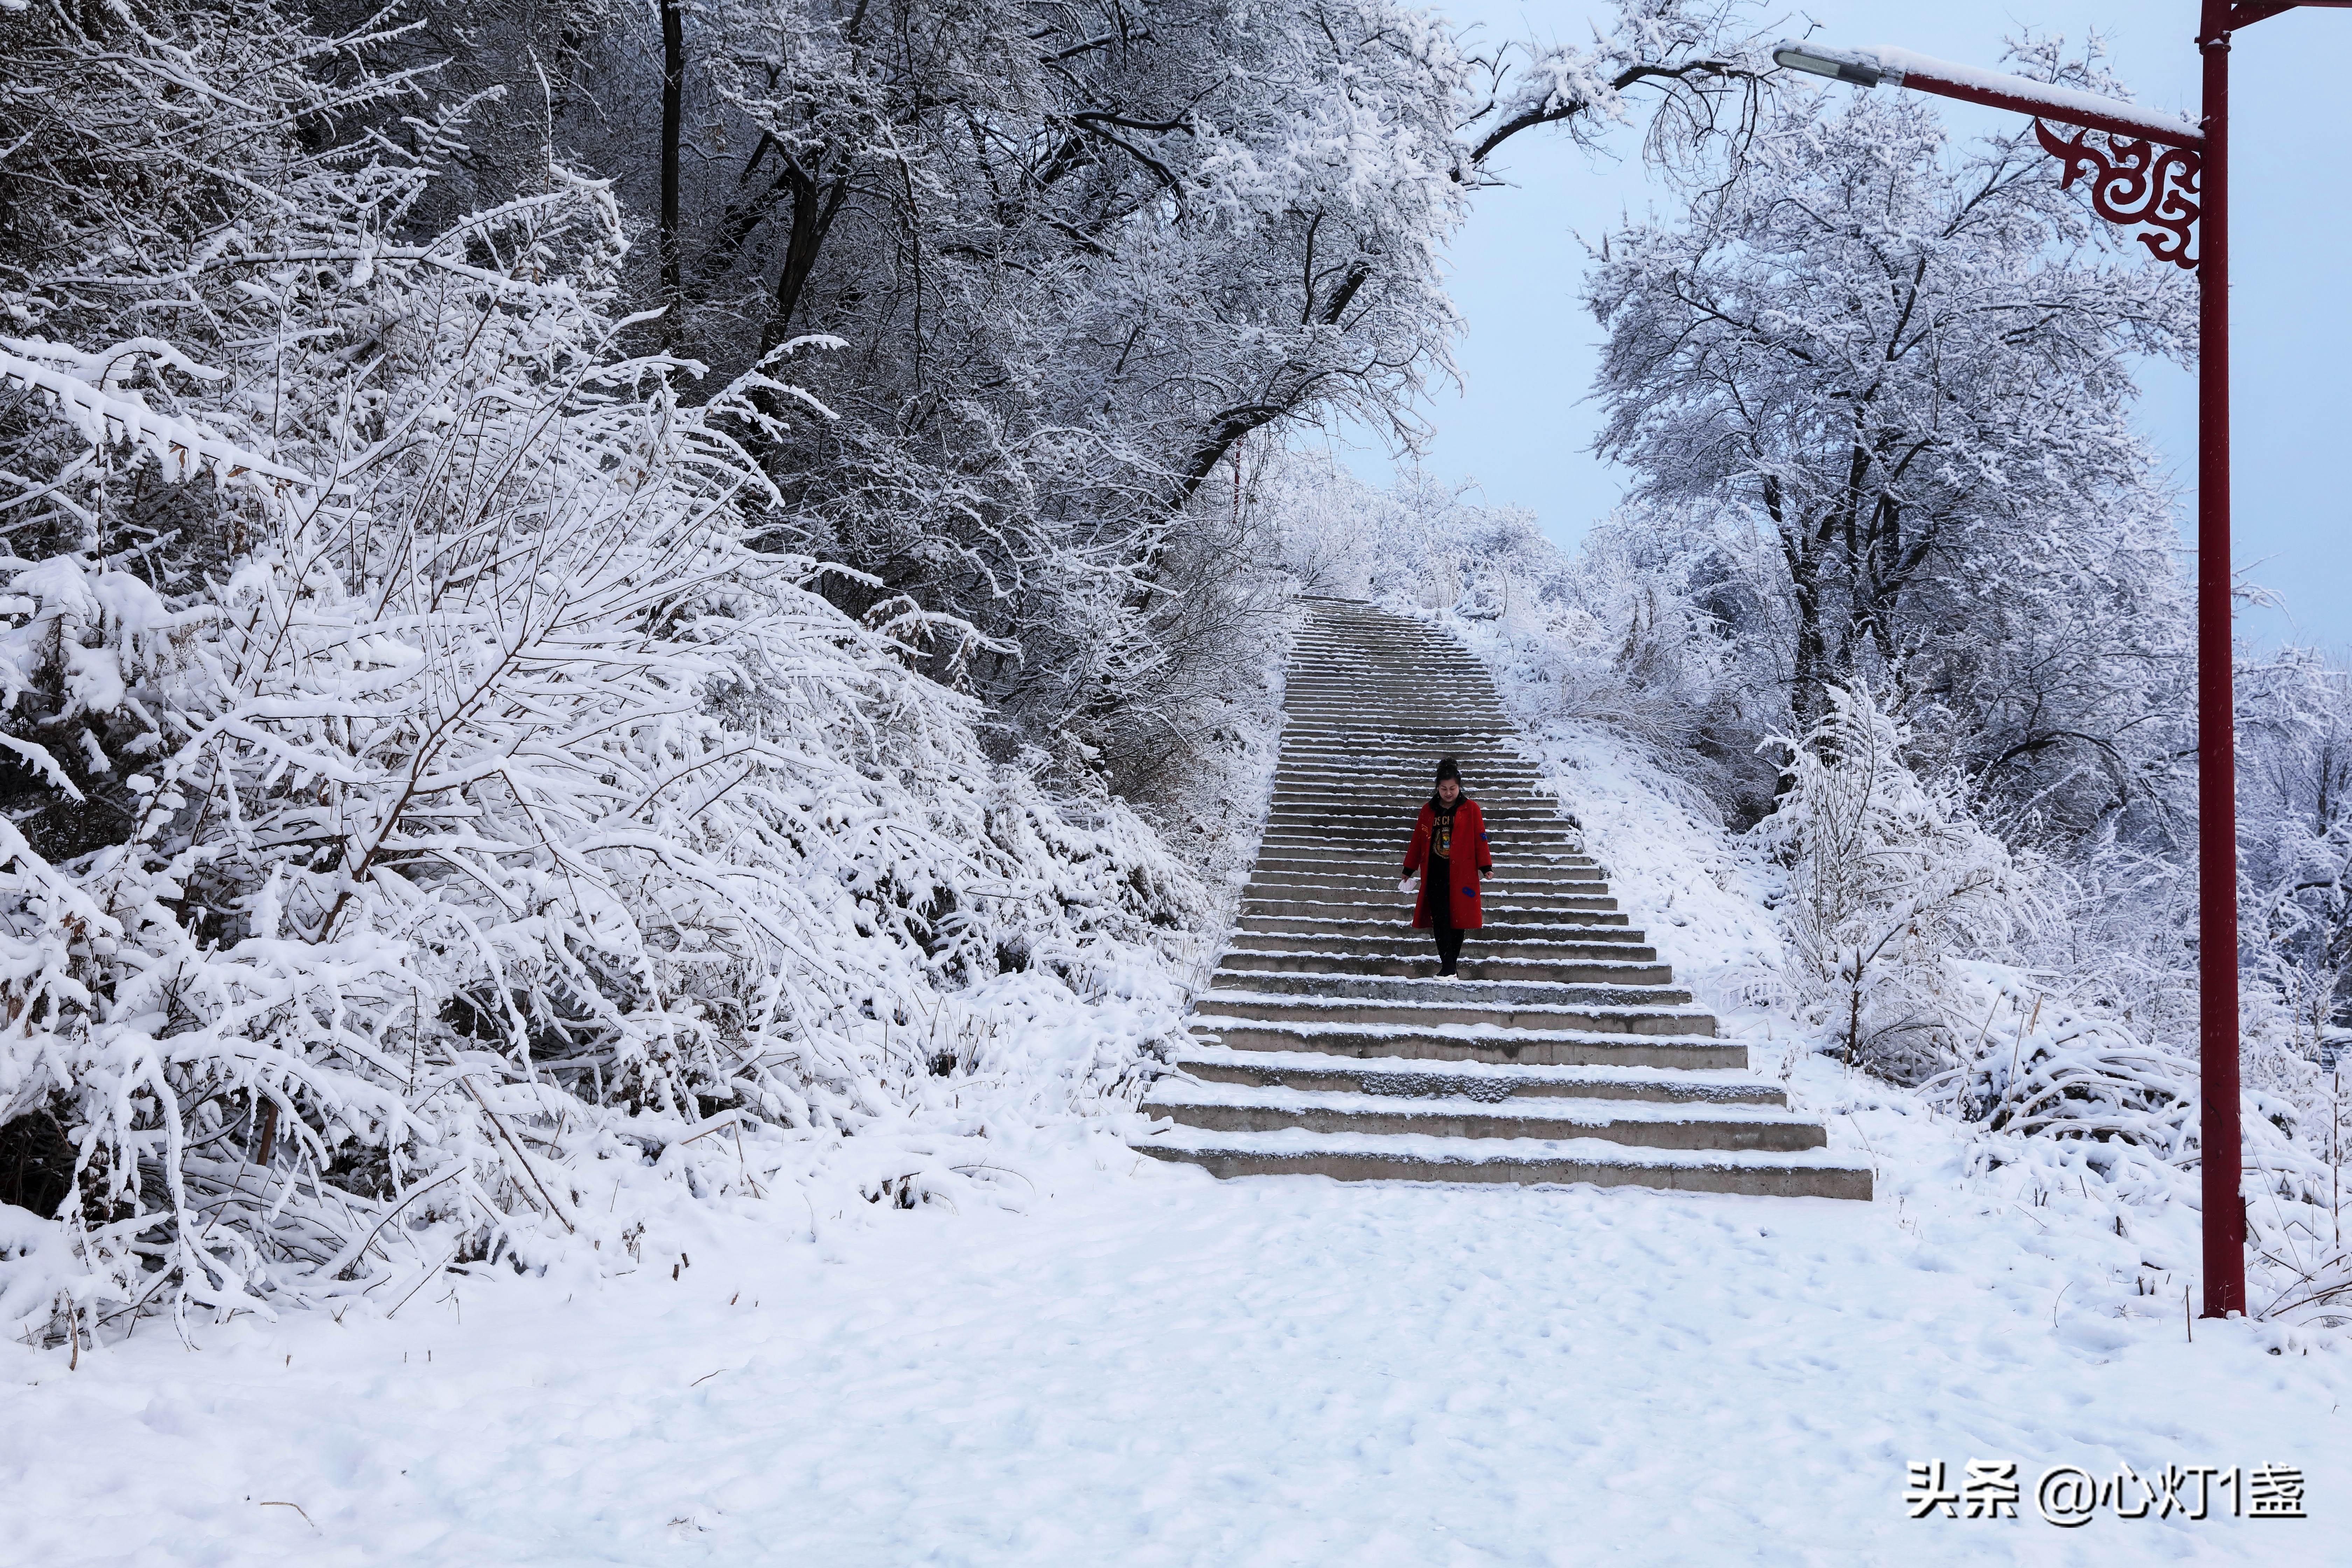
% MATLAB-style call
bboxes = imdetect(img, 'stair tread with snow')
[1149,1081,1829,1150]
[1135,1124,1871,1198]
[1171,1046,1790,1103]
[1134,598,1868,1199]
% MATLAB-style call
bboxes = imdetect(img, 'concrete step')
[1283,687,1498,697]
[1258,825,1580,848]
[1284,695,1503,707]
[1171,1046,1785,1104]
[1134,1125,1872,1198]
[1233,921,1644,949]
[1258,822,1568,842]
[1218,950,1675,985]
[1287,667,1491,677]
[1253,828,1584,848]
[1195,987,1713,1036]
[1272,758,1540,771]
[1129,599,1856,1198]
[1274,751,1533,762]
[1267,791,1553,809]
[1287,656,1488,668]
[1262,804,1550,821]
[1266,786,1554,804]
[1279,790,1552,804]
[1249,850,1597,871]
[1287,646,1486,658]
[1275,745,1530,760]
[1285,668,1497,677]
[1266,805,1556,822]
[1227,924,1652,953]
[1251,847,1587,867]
[1206,971,1695,1009]
[1241,895,1620,922]
[1251,862,1590,880]
[1265,789,1554,806]
[1270,773,1545,792]
[1253,842,1584,861]
[1278,737,1522,752]
[1186,1017,1741,1068]
[1253,841,1586,860]
[1242,894,1617,922]
[1144,1082,1829,1151]
[1250,845,1591,863]
[1271,786,1549,806]
[1285,688,1506,700]
[1256,825,1580,844]
[1237,901,1631,927]
[1244,876,1606,902]
[1248,864,1602,886]
[1265,794,1541,809]
[1246,870,1602,891]
[1285,711,1513,726]
[1279,730,1520,743]
[1289,672,1492,680]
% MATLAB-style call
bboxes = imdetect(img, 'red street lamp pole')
[2198,5,2241,1323]
[1777,3,2352,1320]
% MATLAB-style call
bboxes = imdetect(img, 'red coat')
[1402,797,1491,929]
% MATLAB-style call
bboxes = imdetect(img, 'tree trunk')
[1767,476,1829,726]
[659,0,685,342]
[758,169,850,358]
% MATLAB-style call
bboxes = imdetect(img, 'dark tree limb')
[1461,59,1749,173]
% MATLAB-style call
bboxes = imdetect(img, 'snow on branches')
[1758,686,2048,1083]
[0,1,1201,1345]
[1585,62,2194,842]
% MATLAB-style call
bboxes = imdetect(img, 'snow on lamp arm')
[1773,41,2206,267]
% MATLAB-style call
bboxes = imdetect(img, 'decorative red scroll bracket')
[2033,120,2203,271]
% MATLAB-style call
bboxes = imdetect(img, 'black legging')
[1430,855,1465,973]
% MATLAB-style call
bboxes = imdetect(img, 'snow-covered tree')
[405,0,1769,778]
[1584,46,2194,842]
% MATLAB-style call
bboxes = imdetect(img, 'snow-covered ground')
[11,615,2345,1566]
[7,1107,2345,1566]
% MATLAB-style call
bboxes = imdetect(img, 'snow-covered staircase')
[1135,598,1872,1199]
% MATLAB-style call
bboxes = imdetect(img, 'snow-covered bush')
[1752,686,2048,1081]
[1926,971,2199,1149]
[0,1,1206,1346]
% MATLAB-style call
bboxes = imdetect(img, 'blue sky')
[1348,2,2352,650]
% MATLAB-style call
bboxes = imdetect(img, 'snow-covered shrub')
[0,5,1204,1344]
[1924,971,2197,1150]
[1758,686,2048,1082]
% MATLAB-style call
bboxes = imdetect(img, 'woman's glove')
[1398,874,1418,895]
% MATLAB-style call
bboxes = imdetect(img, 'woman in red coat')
[1400,757,1491,978]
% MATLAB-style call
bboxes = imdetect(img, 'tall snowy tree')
[1584,54,2194,841]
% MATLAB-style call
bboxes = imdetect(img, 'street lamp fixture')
[1775,1,2352,1322]
[1770,44,1900,89]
